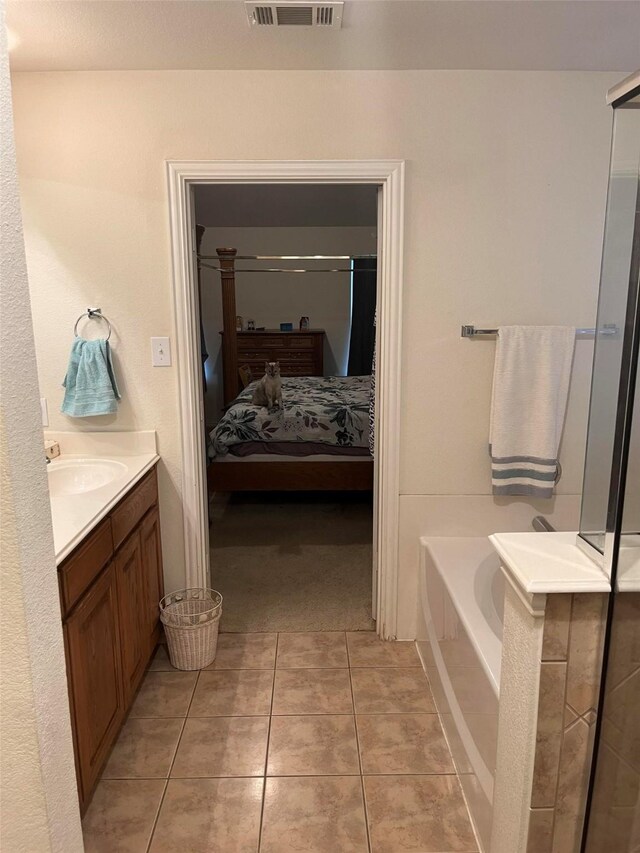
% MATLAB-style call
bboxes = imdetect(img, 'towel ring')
[74,308,112,341]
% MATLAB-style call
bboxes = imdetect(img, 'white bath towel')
[489,326,575,498]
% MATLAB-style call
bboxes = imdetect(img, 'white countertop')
[46,431,159,564]
[489,531,611,596]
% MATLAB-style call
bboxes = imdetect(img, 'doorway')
[167,161,404,639]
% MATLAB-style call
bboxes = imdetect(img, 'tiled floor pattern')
[83,632,479,853]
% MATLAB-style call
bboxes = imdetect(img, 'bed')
[207,375,374,492]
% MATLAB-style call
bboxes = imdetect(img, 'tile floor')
[83,631,479,853]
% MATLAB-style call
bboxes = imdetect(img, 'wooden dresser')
[222,329,325,380]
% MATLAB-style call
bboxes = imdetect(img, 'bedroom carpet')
[209,492,375,633]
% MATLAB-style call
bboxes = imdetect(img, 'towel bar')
[461,324,618,338]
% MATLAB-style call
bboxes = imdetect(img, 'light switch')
[151,337,172,367]
[40,397,49,427]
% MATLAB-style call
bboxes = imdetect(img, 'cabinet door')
[114,530,147,705]
[140,507,164,655]
[65,562,124,806]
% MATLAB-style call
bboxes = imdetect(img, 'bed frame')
[204,247,374,493]
[207,459,373,492]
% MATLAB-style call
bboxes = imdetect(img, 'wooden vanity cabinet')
[114,531,148,707]
[59,465,164,813]
[141,507,164,653]
[63,562,124,805]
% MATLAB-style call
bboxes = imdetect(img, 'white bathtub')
[417,536,505,853]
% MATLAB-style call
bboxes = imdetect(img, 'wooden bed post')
[217,247,239,405]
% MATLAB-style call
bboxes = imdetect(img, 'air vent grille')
[254,6,274,24]
[246,1,343,28]
[277,6,312,25]
[316,6,333,25]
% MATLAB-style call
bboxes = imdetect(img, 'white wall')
[0,23,83,852]
[199,226,377,423]
[11,70,617,623]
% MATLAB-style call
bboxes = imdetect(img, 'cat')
[252,361,283,410]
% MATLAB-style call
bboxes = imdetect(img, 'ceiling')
[6,0,640,73]
[194,184,378,228]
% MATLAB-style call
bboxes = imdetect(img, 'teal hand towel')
[61,338,121,417]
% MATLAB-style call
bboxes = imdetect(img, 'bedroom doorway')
[198,185,376,631]
[167,161,404,639]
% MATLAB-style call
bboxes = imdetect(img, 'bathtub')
[416,537,505,852]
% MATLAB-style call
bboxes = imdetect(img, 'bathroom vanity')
[48,432,163,812]
[59,466,163,812]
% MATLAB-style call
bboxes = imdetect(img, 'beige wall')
[199,226,377,423]
[11,70,617,623]
[1,24,82,852]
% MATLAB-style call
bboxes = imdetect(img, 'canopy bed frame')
[199,247,375,492]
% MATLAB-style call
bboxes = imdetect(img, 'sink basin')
[47,458,128,496]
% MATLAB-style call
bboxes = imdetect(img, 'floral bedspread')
[209,375,371,457]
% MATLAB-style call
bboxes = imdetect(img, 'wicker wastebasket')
[160,588,223,671]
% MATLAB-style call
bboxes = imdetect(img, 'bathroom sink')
[47,458,128,496]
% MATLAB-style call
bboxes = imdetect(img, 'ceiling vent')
[245,2,344,28]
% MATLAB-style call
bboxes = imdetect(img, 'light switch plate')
[151,336,171,367]
[40,397,49,427]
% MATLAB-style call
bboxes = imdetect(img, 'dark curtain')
[347,260,377,376]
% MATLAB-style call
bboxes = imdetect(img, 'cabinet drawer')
[282,335,315,349]
[276,350,316,362]
[59,518,113,616]
[238,350,273,362]
[237,335,284,351]
[243,359,316,376]
[111,468,158,551]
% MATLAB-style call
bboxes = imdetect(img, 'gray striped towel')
[489,326,575,498]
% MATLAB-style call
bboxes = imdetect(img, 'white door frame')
[167,160,404,639]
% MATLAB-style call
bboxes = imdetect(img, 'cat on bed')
[252,361,283,410]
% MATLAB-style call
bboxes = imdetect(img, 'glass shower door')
[583,355,640,852]
[579,93,640,561]
[581,82,640,853]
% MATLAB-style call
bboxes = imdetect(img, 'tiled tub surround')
[417,533,611,853]
[527,593,608,853]
[82,632,479,853]
[488,532,610,853]
[584,593,640,852]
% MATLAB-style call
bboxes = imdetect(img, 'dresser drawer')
[237,334,317,351]
[238,349,273,362]
[111,468,158,551]
[243,359,316,375]
[237,335,284,351]
[283,335,316,349]
[59,518,113,616]
[280,364,318,376]
[276,349,316,362]
[238,350,315,366]
[242,359,273,372]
